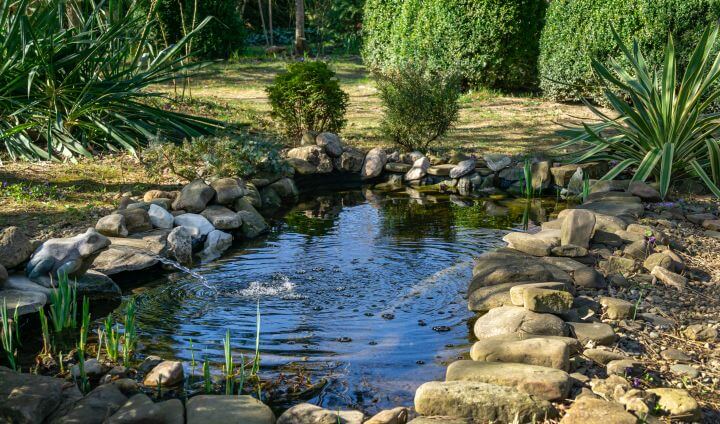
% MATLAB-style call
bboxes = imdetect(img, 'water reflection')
[121,189,568,414]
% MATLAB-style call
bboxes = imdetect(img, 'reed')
[203,360,212,394]
[1,299,16,371]
[38,308,51,355]
[122,299,137,367]
[79,297,90,352]
[104,316,120,362]
[223,329,234,395]
[48,272,78,334]
[522,158,534,199]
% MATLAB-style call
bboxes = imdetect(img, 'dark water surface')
[121,189,565,414]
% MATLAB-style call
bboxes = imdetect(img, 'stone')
[333,147,365,173]
[470,335,571,370]
[244,184,263,208]
[551,244,588,258]
[0,289,46,316]
[414,381,554,423]
[143,361,184,387]
[172,179,215,213]
[572,267,607,289]
[0,366,82,424]
[138,356,164,374]
[468,282,530,312]
[211,178,245,205]
[604,256,637,275]
[426,164,454,176]
[287,158,317,174]
[173,214,214,239]
[623,240,647,260]
[187,395,275,424]
[484,154,511,172]
[577,200,644,219]
[405,157,430,181]
[661,348,691,362]
[502,232,554,257]
[551,163,607,187]
[473,306,567,340]
[606,359,646,376]
[508,282,571,306]
[628,181,661,201]
[0,265,6,284]
[643,252,673,272]
[567,322,616,346]
[148,204,174,229]
[364,407,408,424]
[276,404,363,424]
[599,297,636,320]
[702,219,720,231]
[126,201,151,211]
[686,212,716,225]
[75,270,121,300]
[521,288,573,314]
[683,324,718,341]
[449,159,476,179]
[385,162,413,173]
[561,210,596,249]
[199,230,232,262]
[647,388,701,422]
[107,393,184,424]
[407,418,468,424]
[116,208,152,234]
[540,257,587,273]
[238,208,269,239]
[143,190,177,202]
[96,214,129,237]
[200,205,241,230]
[583,348,628,365]
[316,132,343,157]
[559,396,637,424]
[651,266,687,290]
[446,360,571,401]
[670,364,700,379]
[0,227,34,270]
[26,228,110,285]
[56,382,127,424]
[92,244,157,275]
[362,148,388,180]
[531,161,552,190]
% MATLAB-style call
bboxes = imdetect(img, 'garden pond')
[112,188,569,414]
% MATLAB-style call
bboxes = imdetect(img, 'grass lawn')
[168,56,596,155]
[1,56,597,239]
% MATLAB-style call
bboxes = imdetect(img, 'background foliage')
[539,0,720,103]
[362,0,546,90]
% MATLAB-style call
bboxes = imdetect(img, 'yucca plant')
[558,25,720,199]
[0,0,219,161]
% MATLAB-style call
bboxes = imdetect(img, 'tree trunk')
[268,0,274,46]
[258,0,269,47]
[294,0,306,55]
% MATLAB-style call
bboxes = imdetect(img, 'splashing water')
[154,256,216,294]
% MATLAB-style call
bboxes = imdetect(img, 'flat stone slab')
[473,306,567,340]
[92,245,158,275]
[446,360,571,400]
[186,395,275,424]
[0,289,46,316]
[567,322,616,346]
[647,388,702,421]
[470,335,571,371]
[426,164,454,176]
[277,402,363,423]
[560,396,637,424]
[414,381,554,423]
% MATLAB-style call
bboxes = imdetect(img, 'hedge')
[362,0,547,90]
[539,0,720,103]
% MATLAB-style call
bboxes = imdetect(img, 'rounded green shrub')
[266,61,349,140]
[539,0,720,103]
[363,0,547,90]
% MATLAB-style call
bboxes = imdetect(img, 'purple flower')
[648,236,656,244]
[632,377,641,388]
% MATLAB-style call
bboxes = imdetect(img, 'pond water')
[121,189,566,414]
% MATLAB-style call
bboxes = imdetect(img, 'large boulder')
[107,393,184,424]
[446,360,571,401]
[277,403,364,424]
[56,383,128,424]
[199,230,233,262]
[560,209,595,248]
[26,228,110,285]
[95,214,129,237]
[186,395,275,424]
[405,157,430,181]
[362,148,388,180]
[449,159,476,179]
[0,227,34,269]
[333,147,365,173]
[173,214,214,239]
[167,226,193,265]
[473,306,567,340]
[287,146,333,173]
[0,289,46,316]
[268,178,299,204]
[172,179,216,213]
[470,334,573,371]
[316,132,343,157]
[483,154,511,172]
[560,396,637,424]
[0,366,83,424]
[148,204,174,229]
[116,208,152,234]
[201,205,241,230]
[211,178,245,205]
[502,232,556,257]
[143,361,184,387]
[414,381,554,423]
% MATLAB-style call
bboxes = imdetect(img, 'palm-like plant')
[558,25,720,199]
[0,0,219,161]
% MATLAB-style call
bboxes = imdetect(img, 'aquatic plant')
[48,273,78,334]
[581,174,591,203]
[79,297,90,352]
[38,308,51,355]
[104,316,121,362]
[203,360,212,394]
[96,329,104,361]
[122,299,137,367]
[13,308,20,347]
[223,329,234,395]
[522,159,533,199]
[189,337,196,376]
[1,299,16,370]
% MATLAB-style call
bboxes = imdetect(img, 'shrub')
[153,0,244,59]
[141,136,285,181]
[266,61,349,140]
[539,0,720,103]
[558,26,720,199]
[0,0,219,161]
[376,65,461,152]
[362,0,547,90]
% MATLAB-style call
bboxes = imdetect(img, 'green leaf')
[659,143,675,200]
